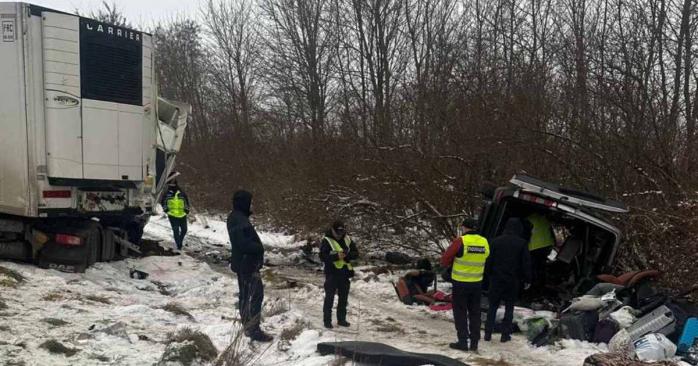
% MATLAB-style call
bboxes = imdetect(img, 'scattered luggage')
[565,295,605,313]
[559,311,599,341]
[429,303,452,312]
[593,318,621,344]
[385,252,412,265]
[394,278,413,305]
[684,343,698,365]
[610,306,638,329]
[626,305,676,341]
[609,329,633,354]
[633,333,677,362]
[129,268,149,280]
[678,318,698,354]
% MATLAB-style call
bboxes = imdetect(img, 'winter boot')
[448,340,468,351]
[484,332,492,341]
[249,330,273,343]
[500,334,512,343]
[469,340,479,352]
[337,320,351,327]
[324,321,333,329]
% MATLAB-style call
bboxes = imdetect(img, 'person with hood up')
[319,220,359,329]
[227,190,272,342]
[484,217,532,343]
[161,178,190,251]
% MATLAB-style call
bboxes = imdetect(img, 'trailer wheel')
[100,228,116,262]
[83,222,101,268]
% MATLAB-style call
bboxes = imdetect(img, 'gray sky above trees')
[28,0,200,29]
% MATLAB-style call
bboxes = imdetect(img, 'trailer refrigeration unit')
[0,3,189,272]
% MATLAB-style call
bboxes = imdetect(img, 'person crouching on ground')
[227,190,273,342]
[319,220,359,329]
[441,218,490,352]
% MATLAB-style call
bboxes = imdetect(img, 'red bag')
[429,303,453,311]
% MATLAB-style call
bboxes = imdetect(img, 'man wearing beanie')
[319,220,359,329]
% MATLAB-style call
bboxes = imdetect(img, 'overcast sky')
[26,0,203,29]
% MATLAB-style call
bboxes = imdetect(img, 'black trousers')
[168,216,188,250]
[531,247,551,292]
[485,283,518,337]
[452,281,483,343]
[323,275,350,324]
[238,271,264,332]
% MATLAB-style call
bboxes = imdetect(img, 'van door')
[510,175,629,213]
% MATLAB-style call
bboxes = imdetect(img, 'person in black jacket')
[319,220,359,329]
[484,217,532,342]
[227,190,272,342]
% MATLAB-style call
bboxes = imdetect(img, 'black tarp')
[316,341,468,366]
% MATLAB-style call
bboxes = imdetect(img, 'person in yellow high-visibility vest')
[161,179,190,251]
[525,213,555,294]
[319,220,359,329]
[441,218,490,352]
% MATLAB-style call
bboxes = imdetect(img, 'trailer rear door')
[42,11,83,179]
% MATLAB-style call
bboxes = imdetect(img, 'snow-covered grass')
[0,214,608,365]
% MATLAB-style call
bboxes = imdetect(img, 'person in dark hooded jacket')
[319,220,359,329]
[484,217,532,342]
[227,190,272,342]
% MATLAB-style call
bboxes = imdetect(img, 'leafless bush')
[214,323,271,366]
[161,302,196,321]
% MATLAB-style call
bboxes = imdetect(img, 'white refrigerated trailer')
[0,3,188,271]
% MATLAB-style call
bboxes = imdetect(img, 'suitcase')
[560,311,599,341]
[593,318,620,343]
[626,305,675,341]
[678,318,698,354]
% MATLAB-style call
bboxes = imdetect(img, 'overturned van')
[477,175,629,298]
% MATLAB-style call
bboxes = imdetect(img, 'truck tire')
[86,224,99,267]
[37,220,101,273]
[101,228,116,262]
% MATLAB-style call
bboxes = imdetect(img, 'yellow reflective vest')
[325,236,353,270]
[527,213,554,251]
[167,191,187,218]
[451,234,490,283]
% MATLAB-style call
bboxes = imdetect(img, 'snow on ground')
[0,214,607,365]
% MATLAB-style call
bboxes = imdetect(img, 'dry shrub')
[279,319,308,343]
[163,327,218,364]
[39,339,80,357]
[277,319,310,351]
[471,357,514,366]
[42,291,65,301]
[0,266,25,288]
[42,318,70,327]
[263,299,289,318]
[161,302,196,321]
[215,323,272,366]
[84,294,111,304]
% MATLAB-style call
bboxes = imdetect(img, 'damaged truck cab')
[477,175,629,297]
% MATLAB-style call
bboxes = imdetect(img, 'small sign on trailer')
[2,16,15,42]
